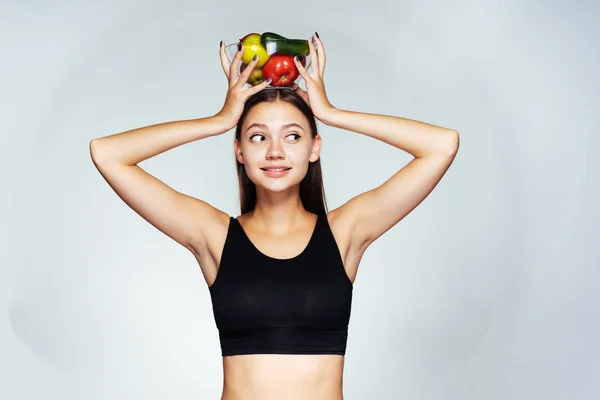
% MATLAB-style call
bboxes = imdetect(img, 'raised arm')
[90,41,271,254]
[322,108,459,251]
[89,115,231,251]
[294,33,459,257]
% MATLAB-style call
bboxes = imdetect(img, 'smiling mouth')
[260,168,291,171]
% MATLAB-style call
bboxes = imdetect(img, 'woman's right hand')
[215,42,272,131]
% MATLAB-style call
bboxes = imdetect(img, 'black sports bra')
[208,213,353,356]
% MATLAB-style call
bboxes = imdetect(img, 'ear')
[309,134,322,163]
[233,138,244,164]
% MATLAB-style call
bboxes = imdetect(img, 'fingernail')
[266,78,272,83]
[238,43,242,51]
[294,56,299,61]
[253,54,257,61]
[220,40,223,48]
[315,32,320,38]
[311,37,316,45]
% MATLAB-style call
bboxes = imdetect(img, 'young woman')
[90,33,459,400]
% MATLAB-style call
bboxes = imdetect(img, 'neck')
[249,189,311,234]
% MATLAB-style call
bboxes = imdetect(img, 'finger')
[222,42,242,82]
[229,44,245,85]
[294,84,307,96]
[294,55,311,83]
[307,35,319,78]
[236,54,261,88]
[246,77,272,97]
[290,82,308,102]
[219,41,230,77]
[313,35,326,77]
[300,89,309,103]
[297,87,309,104]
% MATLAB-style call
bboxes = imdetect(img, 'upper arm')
[90,141,226,252]
[334,135,459,251]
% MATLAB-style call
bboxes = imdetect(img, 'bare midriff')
[219,354,345,400]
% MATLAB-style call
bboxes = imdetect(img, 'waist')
[218,325,348,356]
[221,353,345,400]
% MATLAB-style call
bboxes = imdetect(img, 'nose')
[266,141,285,159]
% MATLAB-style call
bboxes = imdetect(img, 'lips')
[260,167,291,171]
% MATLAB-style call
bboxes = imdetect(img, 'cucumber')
[260,32,309,57]
[260,32,286,43]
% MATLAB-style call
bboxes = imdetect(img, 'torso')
[189,209,366,400]
[195,209,363,290]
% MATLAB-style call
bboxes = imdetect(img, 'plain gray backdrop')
[1,0,598,399]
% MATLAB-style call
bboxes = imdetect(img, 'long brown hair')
[234,88,328,216]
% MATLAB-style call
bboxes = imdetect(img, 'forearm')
[89,115,230,166]
[322,108,458,158]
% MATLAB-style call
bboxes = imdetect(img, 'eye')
[287,132,301,140]
[249,134,265,143]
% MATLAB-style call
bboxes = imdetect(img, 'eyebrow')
[245,123,305,133]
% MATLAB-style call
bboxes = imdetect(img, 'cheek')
[289,149,313,177]
[239,149,263,178]
[239,145,263,164]
[290,145,314,163]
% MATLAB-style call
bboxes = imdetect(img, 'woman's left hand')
[293,33,337,123]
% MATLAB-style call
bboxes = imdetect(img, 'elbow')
[438,130,459,157]
[89,139,100,161]
[449,130,459,154]
[89,138,109,165]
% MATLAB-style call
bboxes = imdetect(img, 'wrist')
[210,113,236,133]
[319,106,341,126]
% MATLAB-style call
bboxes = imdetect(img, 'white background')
[1,0,598,399]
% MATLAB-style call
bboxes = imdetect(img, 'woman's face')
[235,100,321,192]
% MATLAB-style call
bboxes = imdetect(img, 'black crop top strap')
[208,213,353,356]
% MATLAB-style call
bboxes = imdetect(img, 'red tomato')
[261,54,300,87]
